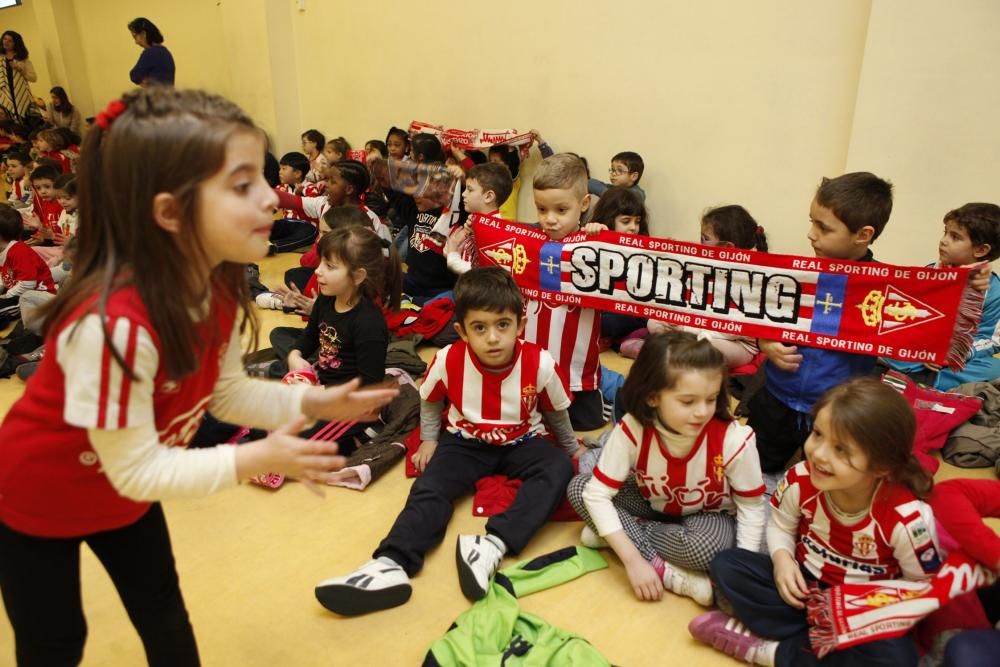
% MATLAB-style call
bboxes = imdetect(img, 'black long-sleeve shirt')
[290,295,387,386]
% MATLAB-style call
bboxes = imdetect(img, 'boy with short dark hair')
[315,267,577,615]
[277,151,320,207]
[446,162,514,274]
[885,202,1000,389]
[464,162,514,214]
[751,171,894,474]
[269,151,321,255]
[487,144,522,221]
[5,151,32,208]
[26,165,64,244]
[0,203,54,327]
[589,150,646,202]
[529,153,607,430]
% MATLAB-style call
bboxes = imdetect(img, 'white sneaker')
[255,292,284,310]
[663,561,714,606]
[314,558,411,616]
[580,525,608,549]
[455,534,504,601]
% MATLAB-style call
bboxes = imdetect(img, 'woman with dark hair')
[127,17,175,86]
[0,31,39,126]
[45,86,83,137]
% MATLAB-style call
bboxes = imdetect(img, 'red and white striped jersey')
[0,286,236,537]
[521,299,601,392]
[771,461,940,585]
[298,196,388,241]
[420,339,571,445]
[591,414,765,519]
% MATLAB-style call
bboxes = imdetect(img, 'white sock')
[751,640,778,667]
[484,533,507,556]
[376,556,404,570]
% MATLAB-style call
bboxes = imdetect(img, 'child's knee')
[551,456,574,486]
[708,547,743,584]
[565,473,590,508]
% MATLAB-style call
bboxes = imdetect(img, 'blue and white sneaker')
[456,534,504,601]
[315,558,411,616]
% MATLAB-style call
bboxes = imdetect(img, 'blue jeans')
[710,549,918,666]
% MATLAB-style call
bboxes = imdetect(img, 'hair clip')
[95,99,127,131]
[756,225,765,234]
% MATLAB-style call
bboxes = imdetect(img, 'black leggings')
[0,504,199,666]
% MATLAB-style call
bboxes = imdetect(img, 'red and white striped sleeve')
[768,464,805,559]
[889,499,941,581]
[57,313,158,430]
[723,422,766,498]
[418,346,450,404]
[301,195,327,221]
[537,351,572,413]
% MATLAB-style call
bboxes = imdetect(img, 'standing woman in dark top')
[0,31,39,126]
[127,18,175,86]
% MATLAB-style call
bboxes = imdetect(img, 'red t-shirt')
[41,150,72,173]
[31,196,64,239]
[0,286,236,537]
[1,240,55,292]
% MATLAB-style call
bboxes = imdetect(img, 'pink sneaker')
[251,472,286,489]
[688,611,767,662]
[282,368,319,385]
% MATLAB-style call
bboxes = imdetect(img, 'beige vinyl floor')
[0,252,996,667]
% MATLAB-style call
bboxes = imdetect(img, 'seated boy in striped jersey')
[315,267,579,616]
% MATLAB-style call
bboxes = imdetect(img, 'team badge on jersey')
[521,383,538,414]
[853,533,876,558]
[713,454,725,482]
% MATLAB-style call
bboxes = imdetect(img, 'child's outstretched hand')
[772,550,809,609]
[303,378,399,424]
[412,440,438,473]
[235,416,346,496]
[624,555,664,601]
[583,222,608,236]
[529,129,545,146]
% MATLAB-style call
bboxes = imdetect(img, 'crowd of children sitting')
[1,85,1000,666]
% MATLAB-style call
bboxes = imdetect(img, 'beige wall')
[7,0,999,270]
[847,0,1000,265]
[72,0,227,114]
[287,0,872,254]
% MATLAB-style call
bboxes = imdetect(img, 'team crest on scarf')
[480,237,530,275]
[847,586,923,610]
[858,286,944,335]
